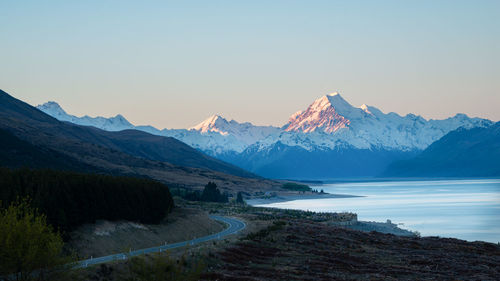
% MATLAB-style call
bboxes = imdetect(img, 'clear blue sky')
[1,0,499,128]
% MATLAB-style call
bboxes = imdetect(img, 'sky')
[1,0,499,128]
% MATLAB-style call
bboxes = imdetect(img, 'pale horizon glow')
[1,0,499,129]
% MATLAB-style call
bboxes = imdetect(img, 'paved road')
[76,215,246,268]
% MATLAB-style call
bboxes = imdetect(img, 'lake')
[254,179,500,243]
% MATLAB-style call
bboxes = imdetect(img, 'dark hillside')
[384,122,500,177]
[0,128,96,172]
[0,89,256,179]
[0,89,280,191]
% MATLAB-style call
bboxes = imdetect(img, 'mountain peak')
[326,92,351,105]
[113,114,129,121]
[189,114,229,133]
[207,114,223,122]
[284,92,356,133]
[108,114,133,127]
[42,101,61,107]
[37,101,134,131]
[310,92,353,112]
[36,101,71,120]
[38,101,66,113]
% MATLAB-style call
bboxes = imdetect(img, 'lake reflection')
[255,179,500,243]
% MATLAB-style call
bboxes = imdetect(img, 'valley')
[2,2,499,280]
[1,89,499,280]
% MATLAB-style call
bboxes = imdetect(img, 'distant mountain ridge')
[383,122,500,177]
[1,89,282,192]
[37,101,135,131]
[37,92,493,179]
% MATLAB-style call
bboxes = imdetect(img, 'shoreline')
[246,193,362,206]
[290,177,500,185]
[247,194,417,237]
[247,193,418,238]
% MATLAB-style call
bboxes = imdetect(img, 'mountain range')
[37,92,493,179]
[384,121,500,177]
[0,89,280,192]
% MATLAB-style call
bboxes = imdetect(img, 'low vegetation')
[50,199,500,280]
[182,200,356,223]
[281,182,311,192]
[124,253,205,281]
[74,252,206,281]
[202,218,500,280]
[0,168,174,234]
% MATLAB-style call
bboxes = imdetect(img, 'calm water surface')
[255,179,500,243]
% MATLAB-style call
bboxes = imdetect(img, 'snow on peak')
[327,92,341,97]
[37,101,65,113]
[188,114,281,142]
[106,114,133,126]
[36,102,134,131]
[36,93,493,156]
[286,110,304,124]
[284,92,360,133]
[189,114,229,134]
[359,104,374,115]
[37,101,72,121]
[275,93,491,151]
[38,101,64,111]
[204,114,223,123]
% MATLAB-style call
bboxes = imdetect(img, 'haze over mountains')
[38,92,493,179]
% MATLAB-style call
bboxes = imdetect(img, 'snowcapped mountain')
[36,102,280,154]
[254,92,491,152]
[189,115,281,147]
[284,93,353,133]
[223,92,492,178]
[36,93,493,179]
[37,101,135,131]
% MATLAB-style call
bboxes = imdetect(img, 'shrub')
[0,199,70,280]
[124,252,205,281]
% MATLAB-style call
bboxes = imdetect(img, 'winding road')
[76,215,246,268]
